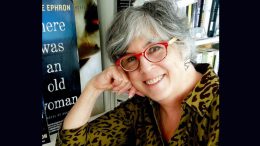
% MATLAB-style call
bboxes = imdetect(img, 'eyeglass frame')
[115,37,177,72]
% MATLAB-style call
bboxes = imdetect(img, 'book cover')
[42,97,51,144]
[42,0,81,134]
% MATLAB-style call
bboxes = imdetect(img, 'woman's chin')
[146,90,170,101]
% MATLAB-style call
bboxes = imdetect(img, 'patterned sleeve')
[55,122,88,146]
[207,91,219,145]
[55,97,140,146]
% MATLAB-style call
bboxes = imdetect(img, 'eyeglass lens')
[120,44,167,71]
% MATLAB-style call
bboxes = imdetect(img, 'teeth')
[146,75,163,85]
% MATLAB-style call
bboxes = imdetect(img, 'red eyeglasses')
[116,38,176,72]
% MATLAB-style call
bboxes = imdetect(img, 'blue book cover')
[42,0,81,134]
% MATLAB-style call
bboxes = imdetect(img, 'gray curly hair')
[106,0,195,63]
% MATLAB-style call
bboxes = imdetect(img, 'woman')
[56,0,219,145]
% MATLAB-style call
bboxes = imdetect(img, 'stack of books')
[195,47,219,74]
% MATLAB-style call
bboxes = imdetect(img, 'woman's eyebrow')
[126,41,153,54]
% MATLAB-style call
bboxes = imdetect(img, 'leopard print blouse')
[56,63,219,146]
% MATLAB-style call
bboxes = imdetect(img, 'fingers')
[128,86,145,98]
[112,66,145,98]
[128,87,136,98]
[135,91,145,97]
[109,66,127,88]
[94,65,145,98]
[116,81,132,95]
[91,65,125,91]
[111,66,131,93]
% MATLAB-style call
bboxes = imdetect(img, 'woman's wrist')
[82,78,104,98]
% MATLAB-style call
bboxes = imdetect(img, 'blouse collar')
[183,64,219,116]
[148,63,219,117]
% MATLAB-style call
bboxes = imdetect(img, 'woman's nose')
[138,56,154,73]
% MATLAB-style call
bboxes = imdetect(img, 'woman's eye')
[148,46,163,54]
[127,56,136,63]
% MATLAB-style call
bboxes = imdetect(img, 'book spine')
[213,49,219,74]
[187,4,193,27]
[117,0,135,12]
[202,51,208,63]
[200,0,213,36]
[196,48,218,68]
[191,3,197,28]
[213,8,220,36]
[197,0,205,27]
[207,0,219,37]
[194,0,203,27]
[195,52,203,63]
[206,50,215,67]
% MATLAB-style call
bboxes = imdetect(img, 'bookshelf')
[195,36,219,46]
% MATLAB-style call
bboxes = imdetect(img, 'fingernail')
[128,93,134,98]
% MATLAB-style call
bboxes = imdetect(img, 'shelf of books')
[186,0,220,74]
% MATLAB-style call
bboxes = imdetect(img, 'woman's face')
[126,36,187,102]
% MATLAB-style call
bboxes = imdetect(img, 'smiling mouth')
[145,74,164,85]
